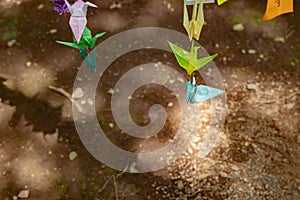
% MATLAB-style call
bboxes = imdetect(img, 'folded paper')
[80,48,97,71]
[64,0,98,43]
[183,0,204,41]
[263,0,293,20]
[168,41,217,76]
[56,27,105,71]
[53,0,69,15]
[56,27,105,50]
[185,77,225,103]
[216,0,227,6]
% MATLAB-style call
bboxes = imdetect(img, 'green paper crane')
[56,27,105,71]
[56,27,105,50]
[168,41,217,76]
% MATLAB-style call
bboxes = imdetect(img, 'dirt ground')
[0,0,299,199]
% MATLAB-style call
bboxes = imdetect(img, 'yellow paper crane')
[183,0,204,41]
[217,0,227,5]
[263,0,293,20]
[184,0,228,41]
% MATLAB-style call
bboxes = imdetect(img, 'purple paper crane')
[53,0,69,15]
[64,0,98,43]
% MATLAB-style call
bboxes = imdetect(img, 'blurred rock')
[69,151,78,161]
[18,190,30,199]
[233,23,244,32]
[7,39,16,47]
[37,4,44,10]
[247,84,257,90]
[49,29,57,34]
[110,2,122,9]
[107,88,115,95]
[177,180,184,190]
[274,37,285,43]
[72,88,84,99]
[248,49,256,54]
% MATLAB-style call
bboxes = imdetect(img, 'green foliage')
[29,29,39,37]
[103,166,118,174]
[0,17,19,41]
[58,184,69,197]
[2,31,18,41]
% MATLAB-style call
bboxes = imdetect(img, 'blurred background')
[0,0,299,199]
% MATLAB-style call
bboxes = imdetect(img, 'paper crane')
[216,0,227,5]
[64,0,98,43]
[185,76,225,103]
[56,27,105,71]
[183,0,204,41]
[184,0,229,41]
[263,0,293,20]
[168,41,217,76]
[56,27,105,50]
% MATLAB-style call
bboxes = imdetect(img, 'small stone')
[231,164,240,171]
[69,151,78,161]
[241,49,246,54]
[248,49,256,54]
[129,162,139,173]
[177,180,184,190]
[198,173,212,180]
[49,29,57,34]
[220,171,228,178]
[87,98,94,106]
[167,102,173,107]
[18,190,30,199]
[108,123,114,128]
[72,88,84,99]
[169,79,175,84]
[177,77,185,83]
[247,84,257,90]
[233,23,244,31]
[274,37,285,43]
[202,117,209,122]
[37,4,44,10]
[110,2,122,9]
[25,61,32,67]
[7,39,16,47]
[12,196,18,200]
[237,117,246,121]
[107,88,115,95]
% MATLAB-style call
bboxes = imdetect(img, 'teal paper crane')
[185,76,224,103]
